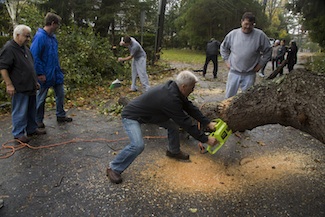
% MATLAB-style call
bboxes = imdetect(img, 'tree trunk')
[200,69,325,144]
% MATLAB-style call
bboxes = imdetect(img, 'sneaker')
[128,89,137,92]
[37,122,45,128]
[57,116,73,123]
[258,72,265,77]
[27,128,47,137]
[166,150,190,160]
[106,168,122,184]
[14,135,30,143]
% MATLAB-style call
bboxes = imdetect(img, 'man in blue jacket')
[31,12,72,128]
[107,70,218,184]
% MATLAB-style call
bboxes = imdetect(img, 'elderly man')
[0,25,46,143]
[220,12,272,98]
[107,70,218,184]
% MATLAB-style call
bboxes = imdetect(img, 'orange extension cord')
[0,136,167,159]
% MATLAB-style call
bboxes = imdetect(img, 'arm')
[0,69,15,96]
[30,35,46,82]
[118,55,133,62]
[220,36,231,69]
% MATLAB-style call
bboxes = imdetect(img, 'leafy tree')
[171,0,268,49]
[286,0,325,48]
[0,2,11,34]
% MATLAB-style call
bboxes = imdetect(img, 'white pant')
[131,57,150,91]
[225,71,256,98]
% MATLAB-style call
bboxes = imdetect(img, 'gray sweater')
[220,28,272,73]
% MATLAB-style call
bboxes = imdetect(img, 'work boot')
[57,116,73,123]
[166,150,190,160]
[27,128,47,137]
[37,122,45,128]
[106,168,122,184]
[14,135,30,143]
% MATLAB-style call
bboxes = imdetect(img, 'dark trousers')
[276,58,285,76]
[272,58,277,71]
[203,55,218,77]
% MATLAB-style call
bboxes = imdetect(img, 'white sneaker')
[258,72,265,77]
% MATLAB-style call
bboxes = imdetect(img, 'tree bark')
[200,69,325,144]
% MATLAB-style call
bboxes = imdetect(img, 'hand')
[207,122,216,131]
[6,84,15,97]
[207,136,218,147]
[225,61,230,69]
[117,57,124,62]
[38,75,46,83]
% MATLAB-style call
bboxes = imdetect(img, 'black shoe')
[57,116,73,123]
[27,128,47,137]
[166,150,190,160]
[106,168,122,184]
[14,135,30,143]
[37,122,45,128]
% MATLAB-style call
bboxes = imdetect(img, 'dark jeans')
[203,55,218,77]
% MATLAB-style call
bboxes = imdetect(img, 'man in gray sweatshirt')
[220,12,272,98]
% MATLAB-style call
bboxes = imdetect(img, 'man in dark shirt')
[0,25,46,143]
[107,70,218,184]
[203,38,220,78]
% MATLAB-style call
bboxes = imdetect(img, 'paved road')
[0,55,324,216]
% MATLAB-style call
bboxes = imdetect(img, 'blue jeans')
[11,93,38,138]
[36,83,66,123]
[109,118,180,173]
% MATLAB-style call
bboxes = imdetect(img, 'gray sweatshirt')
[220,28,272,73]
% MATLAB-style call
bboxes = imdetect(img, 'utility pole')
[152,0,167,64]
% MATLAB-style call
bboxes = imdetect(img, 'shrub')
[57,25,126,89]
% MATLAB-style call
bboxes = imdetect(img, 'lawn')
[161,48,206,64]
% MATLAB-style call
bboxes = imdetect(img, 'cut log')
[200,69,325,144]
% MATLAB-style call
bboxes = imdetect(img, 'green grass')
[161,48,205,64]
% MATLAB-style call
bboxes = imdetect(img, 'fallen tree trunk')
[201,69,325,144]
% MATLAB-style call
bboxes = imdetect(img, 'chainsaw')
[206,118,232,154]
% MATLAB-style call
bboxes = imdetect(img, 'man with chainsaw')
[107,70,218,184]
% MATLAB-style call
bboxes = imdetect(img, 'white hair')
[175,70,198,86]
[13,24,31,40]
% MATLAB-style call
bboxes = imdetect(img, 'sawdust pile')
[141,151,312,195]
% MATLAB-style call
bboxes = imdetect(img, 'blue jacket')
[30,28,63,87]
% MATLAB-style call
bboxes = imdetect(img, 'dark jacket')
[206,40,220,56]
[0,40,38,94]
[30,28,63,88]
[276,45,287,62]
[122,80,210,143]
[287,45,298,65]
